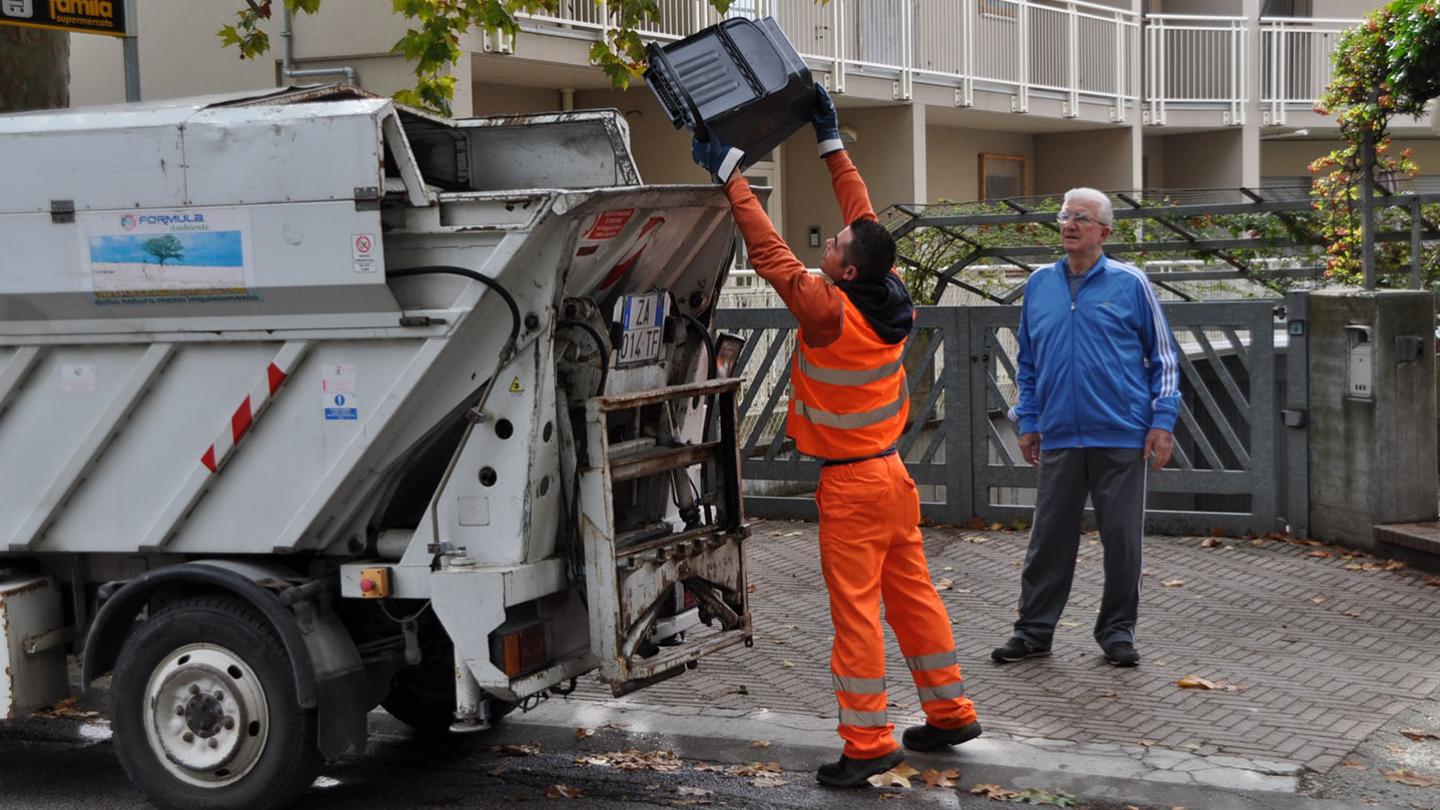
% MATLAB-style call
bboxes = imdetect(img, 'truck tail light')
[490,620,547,678]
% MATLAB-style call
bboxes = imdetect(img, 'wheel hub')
[143,644,269,788]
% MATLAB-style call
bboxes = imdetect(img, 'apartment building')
[68,0,1436,269]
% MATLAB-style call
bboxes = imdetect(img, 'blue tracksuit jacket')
[1008,254,1180,449]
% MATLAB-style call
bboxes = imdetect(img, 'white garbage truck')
[0,85,753,809]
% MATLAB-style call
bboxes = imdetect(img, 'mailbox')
[1345,324,1373,400]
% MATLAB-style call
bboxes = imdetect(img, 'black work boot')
[815,748,905,788]
[902,720,983,752]
[1103,641,1140,667]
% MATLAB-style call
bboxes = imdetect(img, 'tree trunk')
[0,25,69,113]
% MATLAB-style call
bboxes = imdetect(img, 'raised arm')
[722,173,843,347]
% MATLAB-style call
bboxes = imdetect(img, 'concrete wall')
[1262,139,1440,179]
[1307,290,1437,548]
[926,126,1036,203]
[1157,130,1247,189]
[1034,128,1139,194]
[69,0,418,108]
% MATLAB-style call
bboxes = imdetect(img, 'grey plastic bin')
[645,16,815,170]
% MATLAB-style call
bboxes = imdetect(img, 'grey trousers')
[1012,447,1147,649]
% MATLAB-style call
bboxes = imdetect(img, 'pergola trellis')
[883,186,1440,304]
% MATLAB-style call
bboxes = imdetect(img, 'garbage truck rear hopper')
[0,86,752,809]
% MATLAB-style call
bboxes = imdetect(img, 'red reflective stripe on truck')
[198,344,308,476]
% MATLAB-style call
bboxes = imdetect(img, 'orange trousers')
[817,453,979,759]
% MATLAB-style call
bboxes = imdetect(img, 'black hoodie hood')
[837,272,914,345]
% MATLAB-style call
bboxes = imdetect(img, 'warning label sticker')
[323,365,357,419]
[585,209,635,240]
[352,234,377,273]
[324,392,358,421]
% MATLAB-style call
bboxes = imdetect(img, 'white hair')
[1062,187,1113,226]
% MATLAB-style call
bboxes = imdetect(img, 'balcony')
[518,0,1140,123]
[513,4,1363,132]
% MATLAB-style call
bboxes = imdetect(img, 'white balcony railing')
[517,0,1141,116]
[1260,17,1358,126]
[1144,14,1248,126]
[514,5,1361,128]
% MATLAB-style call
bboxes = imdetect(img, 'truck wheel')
[110,595,319,810]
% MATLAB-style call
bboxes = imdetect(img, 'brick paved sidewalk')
[576,520,1440,776]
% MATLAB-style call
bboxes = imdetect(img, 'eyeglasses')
[1056,210,1104,226]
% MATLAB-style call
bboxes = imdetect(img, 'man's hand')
[811,84,842,156]
[1019,432,1041,466]
[1144,428,1173,471]
[691,135,744,184]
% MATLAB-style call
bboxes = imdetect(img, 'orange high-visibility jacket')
[724,152,910,460]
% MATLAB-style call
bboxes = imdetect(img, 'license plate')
[617,292,666,367]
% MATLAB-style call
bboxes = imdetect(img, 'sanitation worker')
[690,85,982,787]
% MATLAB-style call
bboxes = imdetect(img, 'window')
[979,153,1029,200]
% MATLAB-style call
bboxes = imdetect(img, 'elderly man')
[691,86,981,786]
[996,188,1180,668]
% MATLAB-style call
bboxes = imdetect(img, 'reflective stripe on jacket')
[789,295,908,459]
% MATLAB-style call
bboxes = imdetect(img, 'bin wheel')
[381,653,515,736]
[110,595,319,810]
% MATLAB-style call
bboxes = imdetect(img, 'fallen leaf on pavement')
[1382,768,1438,787]
[1141,740,1159,747]
[1161,579,1185,587]
[546,784,583,799]
[935,578,953,591]
[990,522,1004,531]
[1342,757,1367,768]
[500,743,542,756]
[1307,550,1332,559]
[572,750,682,772]
[1201,537,1223,549]
[674,786,713,797]
[965,535,990,544]
[1310,596,1327,604]
[1400,728,1440,742]
[575,727,595,740]
[943,566,954,571]
[747,584,757,593]
[1423,575,1440,587]
[1155,659,1168,666]
[867,763,919,789]
[780,660,794,669]
[1384,560,1407,571]
[1176,675,1245,691]
[30,697,102,720]
[972,784,1015,800]
[921,768,960,788]
[751,739,771,749]
[1388,743,1408,754]
[1101,689,1118,698]
[1059,620,1079,628]
[751,775,787,788]
[1344,611,1362,618]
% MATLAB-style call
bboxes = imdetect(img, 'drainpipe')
[281,2,357,86]
[560,89,575,111]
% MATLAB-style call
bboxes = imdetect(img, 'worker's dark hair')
[843,217,897,283]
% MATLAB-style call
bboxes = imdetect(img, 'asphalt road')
[0,709,1150,810]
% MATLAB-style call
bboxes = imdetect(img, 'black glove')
[691,134,744,183]
[811,84,843,157]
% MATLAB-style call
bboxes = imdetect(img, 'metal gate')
[715,299,1287,536]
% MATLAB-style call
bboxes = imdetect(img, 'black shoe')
[991,637,1051,663]
[815,748,905,788]
[1103,641,1140,667]
[902,720,983,752]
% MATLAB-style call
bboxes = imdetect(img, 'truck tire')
[110,595,319,810]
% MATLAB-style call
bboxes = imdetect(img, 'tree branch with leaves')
[220,0,757,116]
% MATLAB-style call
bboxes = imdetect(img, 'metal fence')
[715,299,1287,536]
